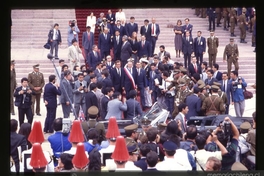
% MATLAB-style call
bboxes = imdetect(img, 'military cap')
[127,144,139,154]
[198,83,206,89]
[178,78,186,87]
[231,162,248,170]
[139,57,149,64]
[180,68,188,74]
[211,85,219,90]
[240,122,251,130]
[173,69,180,75]
[230,38,234,42]
[124,124,138,132]
[197,80,204,86]
[213,81,221,88]
[33,64,40,69]
[158,123,167,131]
[163,141,177,151]
[141,118,151,126]
[10,60,15,65]
[88,106,99,116]
[127,57,134,62]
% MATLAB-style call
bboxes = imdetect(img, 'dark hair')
[178,103,187,113]
[101,70,109,78]
[165,121,180,136]
[231,70,238,76]
[10,119,18,132]
[64,70,71,77]
[87,67,94,74]
[21,77,28,83]
[86,128,99,145]
[54,23,59,27]
[144,19,149,23]
[146,151,158,167]
[222,71,228,76]
[125,130,135,138]
[61,64,68,71]
[197,30,202,34]
[162,70,169,77]
[53,118,63,131]
[49,74,56,82]
[159,45,165,50]
[59,153,73,170]
[128,89,137,99]
[193,86,200,94]
[59,59,65,63]
[146,127,158,142]
[177,19,182,25]
[139,144,151,157]
[96,82,103,89]
[90,83,97,91]
[185,18,190,21]
[18,123,32,142]
[71,38,77,44]
[207,69,214,75]
[212,63,219,70]
[215,130,228,147]
[103,87,113,95]
[195,134,207,149]
[150,63,156,67]
[88,149,101,171]
[186,125,197,139]
[168,134,181,148]
[130,16,135,19]
[113,92,121,99]
[73,65,79,71]
[77,73,84,77]
[202,61,208,67]
[90,74,96,80]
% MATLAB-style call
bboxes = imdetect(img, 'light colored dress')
[86,16,96,33]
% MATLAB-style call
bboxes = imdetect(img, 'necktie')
[138,69,140,76]
[117,36,119,44]
[187,37,189,42]
[94,52,97,57]
[118,68,121,76]
[152,24,154,34]
[104,34,107,40]
[152,71,154,79]
[108,62,111,66]
[88,32,90,40]
[223,81,226,92]
[142,41,144,47]
[194,64,197,72]
[198,37,200,44]
[145,26,148,32]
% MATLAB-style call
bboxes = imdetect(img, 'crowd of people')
[10,7,256,173]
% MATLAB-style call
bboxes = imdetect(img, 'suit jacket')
[207,7,216,17]
[111,67,125,93]
[124,98,143,121]
[204,77,218,86]
[149,23,160,39]
[123,67,137,91]
[194,36,206,54]
[207,36,219,54]
[112,35,122,55]
[125,22,138,37]
[67,25,80,45]
[113,25,126,37]
[120,41,132,62]
[48,28,62,43]
[105,61,115,73]
[98,33,111,52]
[134,157,147,171]
[87,51,101,70]
[68,45,82,62]
[175,112,186,134]
[101,77,113,93]
[28,71,45,94]
[106,13,116,24]
[105,99,127,120]
[182,36,194,55]
[100,95,110,120]
[213,71,222,81]
[188,63,202,77]
[140,25,151,41]
[60,78,73,104]
[43,82,61,108]
[94,69,102,82]
[135,68,147,88]
[129,39,139,53]
[85,91,98,117]
[182,24,193,37]
[95,89,104,112]
[82,31,94,50]
[185,94,202,120]
[149,70,159,91]
[138,40,151,58]
[73,80,88,104]
[220,80,232,105]
[14,86,34,108]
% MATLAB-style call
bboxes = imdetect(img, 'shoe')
[224,28,228,31]
[217,25,222,27]
[240,40,243,43]
[55,57,59,60]
[242,40,247,43]
[36,113,41,116]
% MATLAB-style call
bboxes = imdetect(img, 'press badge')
[237,84,242,89]
[201,42,203,45]
[190,42,192,44]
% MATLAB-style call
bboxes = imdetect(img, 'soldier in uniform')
[137,118,151,144]
[179,68,193,90]
[10,60,17,115]
[213,82,228,114]
[201,85,225,116]
[201,8,207,18]
[207,31,219,68]
[215,8,222,27]
[222,8,231,31]
[249,11,256,47]
[172,78,192,118]
[198,83,207,115]
[124,124,139,146]
[195,8,201,17]
[237,8,248,43]
[223,38,239,77]
[28,64,45,116]
[229,8,237,37]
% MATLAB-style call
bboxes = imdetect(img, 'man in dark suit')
[13,77,34,126]
[105,55,115,73]
[134,143,151,171]
[185,87,201,120]
[111,60,124,93]
[87,45,101,70]
[149,18,160,56]
[101,70,113,94]
[137,35,151,59]
[106,9,116,35]
[182,18,193,37]
[220,72,231,114]
[101,18,112,36]
[82,26,94,63]
[207,7,216,31]
[212,63,222,81]
[112,30,122,61]
[182,31,194,68]
[43,75,61,133]
[193,31,206,65]
[122,61,137,99]
[100,87,113,120]
[125,90,143,122]
[60,70,74,118]
[188,57,202,78]
[98,27,111,61]
[144,151,160,172]
[148,63,159,102]
[10,119,27,173]
[85,83,99,119]
[135,62,148,108]
[113,20,126,37]
[204,69,218,94]
[48,23,62,59]
[120,35,132,67]
[125,16,138,38]
[140,19,151,43]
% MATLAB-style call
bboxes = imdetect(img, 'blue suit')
[149,23,160,56]
[113,25,126,37]
[214,71,222,81]
[124,98,143,122]
[182,36,194,68]
[125,22,138,37]
[98,33,111,60]
[136,68,148,107]
[207,8,216,31]
[43,82,61,133]
[67,25,80,46]
[82,31,94,62]
[182,24,193,37]
[134,157,147,171]
[123,67,137,99]
[185,94,202,120]
[137,40,151,58]
[60,78,73,118]
[148,70,158,101]
[220,79,232,114]
[112,35,122,61]
[100,95,110,120]
[193,36,206,65]
[101,77,113,94]
[111,67,125,93]
[87,51,101,70]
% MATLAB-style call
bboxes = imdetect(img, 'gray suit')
[73,80,88,116]
[105,99,127,120]
[60,78,73,118]
[94,89,104,113]
[175,112,186,134]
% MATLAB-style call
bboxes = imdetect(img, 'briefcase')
[243,88,253,99]
[44,42,51,49]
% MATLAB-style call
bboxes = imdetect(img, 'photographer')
[228,70,247,117]
[14,77,34,127]
[67,20,80,46]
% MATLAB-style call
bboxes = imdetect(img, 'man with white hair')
[120,35,132,67]
[98,27,111,61]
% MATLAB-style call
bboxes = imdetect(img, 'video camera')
[220,121,232,141]
[62,118,72,135]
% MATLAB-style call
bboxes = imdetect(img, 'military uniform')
[215,8,222,26]
[237,8,248,43]
[222,8,231,30]
[138,119,151,144]
[124,124,138,146]
[207,32,219,67]
[195,8,201,16]
[229,8,237,37]
[198,83,207,115]
[27,64,45,116]
[10,60,17,115]
[180,68,193,90]
[201,8,207,18]
[223,38,239,77]
[213,82,228,113]
[249,14,256,46]
[201,85,225,115]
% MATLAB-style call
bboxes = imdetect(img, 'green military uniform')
[28,64,45,116]
[81,106,106,143]
[180,68,193,90]
[222,8,231,30]
[124,124,138,146]
[250,14,256,46]
[207,32,219,67]
[215,8,222,26]
[157,122,167,134]
[198,83,207,115]
[213,82,228,110]
[238,8,248,43]
[10,60,17,115]
[195,8,201,16]
[172,78,192,117]
[138,118,151,144]
[229,8,237,37]
[201,8,207,18]
[223,38,239,77]
[201,85,225,115]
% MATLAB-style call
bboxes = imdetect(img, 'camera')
[238,76,242,81]
[222,121,232,138]
[62,118,71,135]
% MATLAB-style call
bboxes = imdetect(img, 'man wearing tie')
[193,31,206,65]
[125,16,138,38]
[87,45,100,70]
[111,60,124,93]
[122,61,137,99]
[149,18,160,57]
[82,26,94,63]
[140,19,151,43]
[220,72,231,114]
[98,28,111,61]
[112,30,122,61]
[48,23,62,59]
[182,18,193,37]
[135,62,148,109]
[113,20,126,37]
[175,103,189,134]
[120,35,132,67]
[138,35,151,59]
[182,31,194,68]
[188,57,201,78]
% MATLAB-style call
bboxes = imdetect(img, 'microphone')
[47,53,59,60]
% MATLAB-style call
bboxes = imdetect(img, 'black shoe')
[55,57,59,60]
[217,25,222,27]
[242,40,247,43]
[224,28,228,31]
[36,113,41,116]
[233,34,236,37]
[240,39,243,43]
